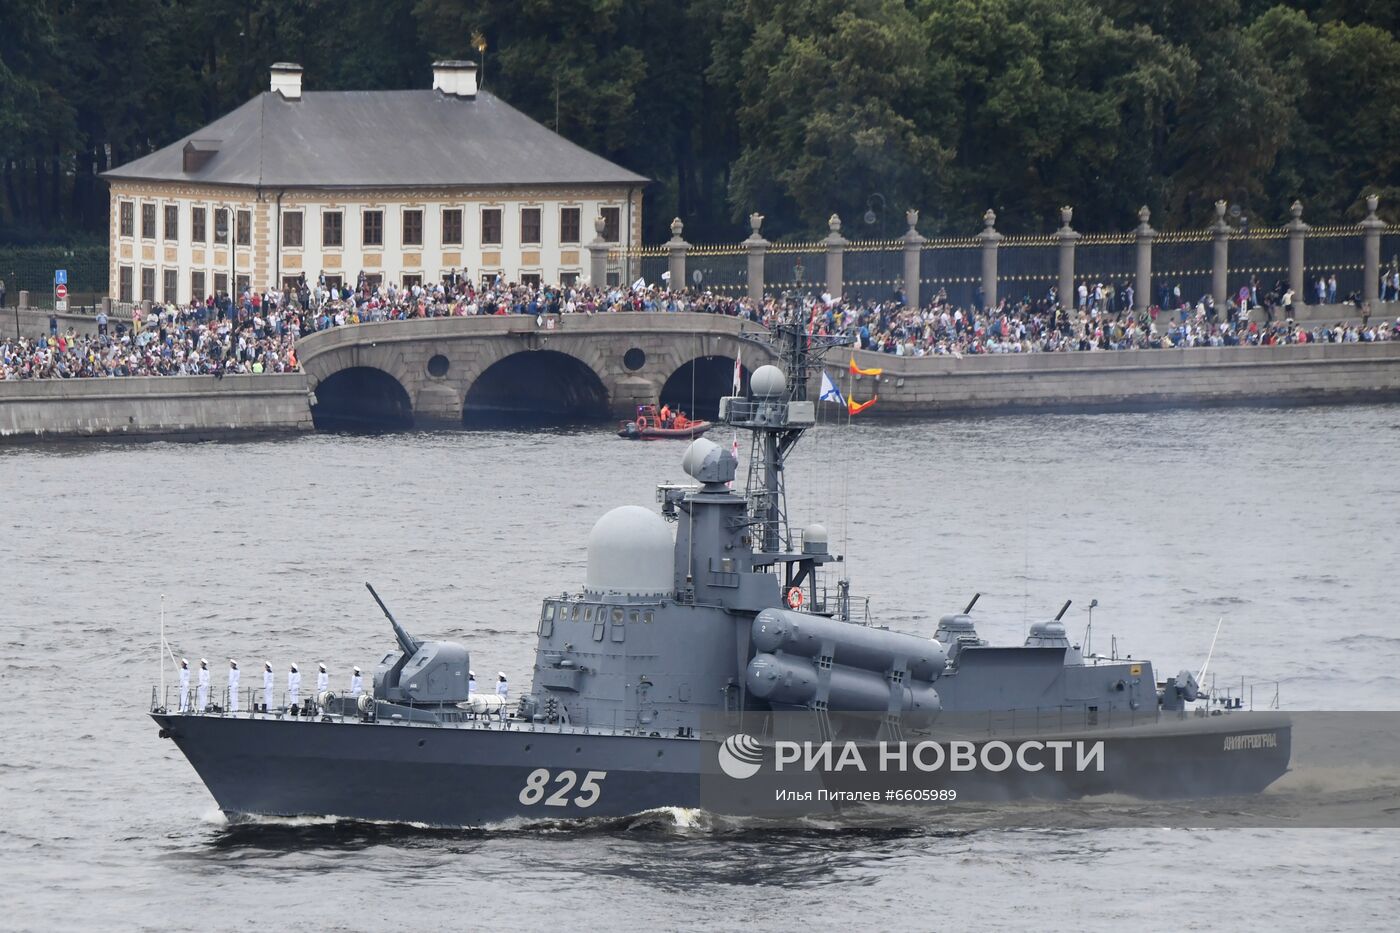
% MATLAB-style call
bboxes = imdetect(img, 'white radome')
[585,505,675,597]
[749,365,787,398]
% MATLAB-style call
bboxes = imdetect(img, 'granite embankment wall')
[1,342,1397,441]
[0,373,314,440]
[860,341,1400,415]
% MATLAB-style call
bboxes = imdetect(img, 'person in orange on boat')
[659,404,672,428]
[674,410,690,430]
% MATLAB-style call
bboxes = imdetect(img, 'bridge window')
[427,354,450,378]
[623,347,646,371]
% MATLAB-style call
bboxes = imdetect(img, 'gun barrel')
[365,582,421,656]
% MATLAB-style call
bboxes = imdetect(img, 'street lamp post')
[863,193,887,240]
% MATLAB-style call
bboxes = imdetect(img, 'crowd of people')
[3,270,1397,381]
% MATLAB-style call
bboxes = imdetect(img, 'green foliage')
[1,0,1397,243]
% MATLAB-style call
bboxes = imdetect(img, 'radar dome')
[682,437,737,484]
[585,505,675,597]
[750,365,787,398]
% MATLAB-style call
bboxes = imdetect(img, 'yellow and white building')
[103,62,646,304]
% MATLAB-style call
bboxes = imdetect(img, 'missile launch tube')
[746,653,941,724]
[752,608,948,681]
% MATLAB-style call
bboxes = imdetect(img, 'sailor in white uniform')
[178,658,190,712]
[349,666,363,697]
[227,659,240,714]
[496,672,508,719]
[196,659,210,710]
[317,662,329,696]
[263,661,275,710]
[468,670,476,695]
[288,663,301,707]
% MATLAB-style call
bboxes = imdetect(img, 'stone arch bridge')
[295,313,779,428]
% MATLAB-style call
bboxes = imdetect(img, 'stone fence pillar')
[1134,206,1156,313]
[18,290,30,309]
[1056,206,1078,310]
[587,215,610,287]
[665,217,689,291]
[979,209,1002,310]
[1361,194,1384,304]
[744,212,768,302]
[1211,199,1230,309]
[824,214,846,300]
[1286,200,1308,300]
[902,209,925,309]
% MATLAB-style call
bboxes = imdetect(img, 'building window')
[560,207,580,243]
[601,207,621,243]
[236,274,249,295]
[482,208,502,245]
[141,203,157,239]
[214,208,229,244]
[323,211,343,248]
[606,270,621,286]
[363,209,383,247]
[120,202,134,237]
[324,274,343,290]
[403,274,423,289]
[521,208,541,245]
[402,209,423,246]
[521,272,542,287]
[119,266,133,301]
[442,209,462,245]
[141,267,155,301]
[236,210,250,246]
[192,207,206,243]
[214,273,228,296]
[283,211,303,249]
[560,271,580,287]
[191,271,205,301]
[164,204,178,242]
[364,273,383,291]
[163,269,178,303]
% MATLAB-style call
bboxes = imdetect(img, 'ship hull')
[152,712,1291,827]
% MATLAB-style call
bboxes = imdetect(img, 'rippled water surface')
[3,406,1400,931]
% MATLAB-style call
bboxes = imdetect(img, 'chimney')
[432,60,478,99]
[270,62,303,100]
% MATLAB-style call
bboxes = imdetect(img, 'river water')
[3,405,1399,931]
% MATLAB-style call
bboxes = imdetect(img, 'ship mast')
[730,313,852,572]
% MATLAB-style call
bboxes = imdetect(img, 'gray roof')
[104,90,648,189]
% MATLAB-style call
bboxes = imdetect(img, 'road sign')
[55,283,68,300]
[54,270,67,285]
[56,299,68,313]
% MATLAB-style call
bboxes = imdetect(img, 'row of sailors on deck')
[176,658,509,713]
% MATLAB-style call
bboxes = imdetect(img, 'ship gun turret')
[365,582,471,706]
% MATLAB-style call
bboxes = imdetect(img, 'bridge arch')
[660,355,750,421]
[311,366,414,431]
[463,349,610,425]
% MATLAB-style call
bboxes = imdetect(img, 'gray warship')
[151,322,1290,825]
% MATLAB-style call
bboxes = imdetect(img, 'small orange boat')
[617,404,713,440]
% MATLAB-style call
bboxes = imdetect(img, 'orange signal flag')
[848,395,878,416]
[850,356,883,377]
